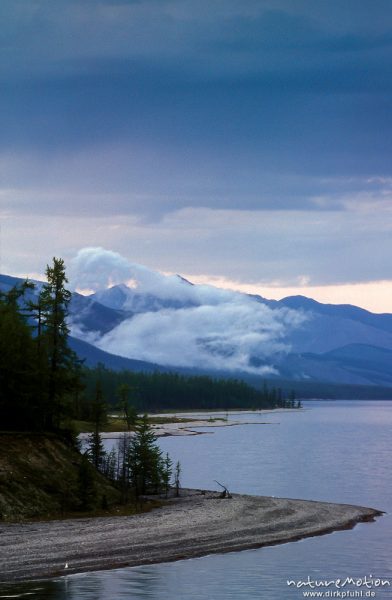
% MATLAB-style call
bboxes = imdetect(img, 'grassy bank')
[71,414,223,434]
[0,433,123,521]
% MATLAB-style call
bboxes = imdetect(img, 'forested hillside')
[0,258,82,432]
[0,260,292,433]
[80,367,294,414]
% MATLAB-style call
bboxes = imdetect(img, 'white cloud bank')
[69,247,306,373]
[69,247,134,292]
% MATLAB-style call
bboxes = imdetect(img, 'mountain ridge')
[1,272,391,389]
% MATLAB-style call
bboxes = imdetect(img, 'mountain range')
[1,271,392,391]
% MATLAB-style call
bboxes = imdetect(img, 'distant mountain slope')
[280,295,392,332]
[246,295,392,355]
[69,294,133,336]
[91,282,197,313]
[69,336,160,372]
[89,284,392,354]
[0,274,25,292]
[319,344,392,386]
[283,311,392,354]
[0,274,131,337]
[272,344,392,387]
[1,272,392,388]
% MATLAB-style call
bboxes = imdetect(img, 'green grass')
[72,414,210,434]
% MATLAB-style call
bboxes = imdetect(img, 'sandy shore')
[79,409,284,440]
[0,489,381,583]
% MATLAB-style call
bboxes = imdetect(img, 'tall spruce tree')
[117,432,132,502]
[39,257,82,430]
[86,379,107,471]
[129,414,163,496]
[117,383,138,431]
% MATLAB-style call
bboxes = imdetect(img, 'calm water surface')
[2,401,391,599]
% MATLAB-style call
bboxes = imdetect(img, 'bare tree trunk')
[214,480,232,499]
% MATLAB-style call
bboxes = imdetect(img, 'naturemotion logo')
[287,575,391,598]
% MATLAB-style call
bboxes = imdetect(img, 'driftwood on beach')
[0,489,382,583]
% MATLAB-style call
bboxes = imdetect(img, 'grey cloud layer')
[4,198,392,289]
[1,1,392,214]
[1,1,392,289]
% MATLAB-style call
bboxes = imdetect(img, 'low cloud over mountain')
[69,247,306,374]
[2,247,392,386]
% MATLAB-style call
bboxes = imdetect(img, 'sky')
[1,0,392,313]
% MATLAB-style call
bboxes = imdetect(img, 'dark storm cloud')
[1,1,392,299]
[1,0,392,217]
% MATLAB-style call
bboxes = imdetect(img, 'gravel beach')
[0,489,382,583]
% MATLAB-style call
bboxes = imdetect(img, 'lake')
[1,400,391,599]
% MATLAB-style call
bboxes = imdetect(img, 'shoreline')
[0,489,382,583]
[80,408,290,440]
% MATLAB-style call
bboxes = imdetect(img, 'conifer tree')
[117,432,132,502]
[86,380,107,471]
[102,448,117,481]
[129,414,163,496]
[87,430,106,472]
[117,383,138,431]
[0,282,39,429]
[161,453,173,498]
[39,257,82,430]
[78,454,98,510]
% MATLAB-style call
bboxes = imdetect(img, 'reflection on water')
[0,581,62,599]
[1,401,392,599]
